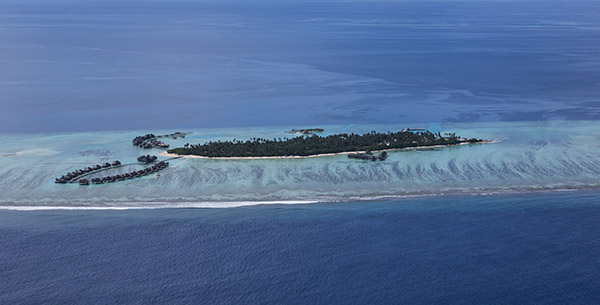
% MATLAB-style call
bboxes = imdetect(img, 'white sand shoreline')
[160,140,496,160]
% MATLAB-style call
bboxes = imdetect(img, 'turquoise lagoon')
[1,121,599,209]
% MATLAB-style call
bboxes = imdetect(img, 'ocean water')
[2,1,600,303]
[1,1,599,132]
[2,192,600,304]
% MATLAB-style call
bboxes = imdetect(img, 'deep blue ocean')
[2,0,600,303]
[2,191,600,304]
[1,0,599,132]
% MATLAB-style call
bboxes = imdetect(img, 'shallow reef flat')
[0,121,599,208]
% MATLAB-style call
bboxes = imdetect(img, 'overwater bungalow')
[133,134,156,146]
[133,134,171,149]
[54,155,171,186]
[137,155,158,164]
[348,151,388,161]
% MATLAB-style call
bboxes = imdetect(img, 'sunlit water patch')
[0,121,599,208]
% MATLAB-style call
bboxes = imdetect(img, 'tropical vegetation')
[168,130,483,158]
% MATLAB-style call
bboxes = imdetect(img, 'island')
[287,128,324,135]
[166,130,484,158]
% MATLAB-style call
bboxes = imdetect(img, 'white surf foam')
[0,200,322,211]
